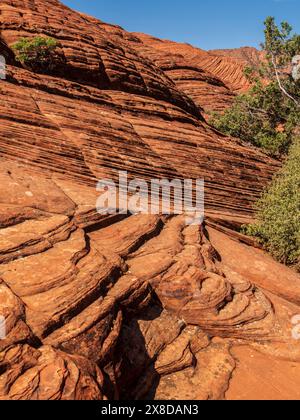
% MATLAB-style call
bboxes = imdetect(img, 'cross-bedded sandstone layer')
[0,0,299,401]
[0,0,280,220]
[1,163,300,400]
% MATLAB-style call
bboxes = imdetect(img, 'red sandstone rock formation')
[210,46,265,69]
[133,34,256,112]
[0,0,299,401]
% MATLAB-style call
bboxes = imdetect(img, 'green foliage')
[213,17,300,267]
[244,138,300,268]
[263,17,300,71]
[210,79,300,155]
[12,36,60,73]
[210,17,300,157]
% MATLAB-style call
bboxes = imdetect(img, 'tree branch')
[271,53,300,107]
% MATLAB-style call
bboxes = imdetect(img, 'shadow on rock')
[115,303,163,401]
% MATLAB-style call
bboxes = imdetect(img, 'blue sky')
[63,0,300,50]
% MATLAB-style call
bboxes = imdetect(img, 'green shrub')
[210,79,300,156]
[12,36,60,73]
[244,137,300,268]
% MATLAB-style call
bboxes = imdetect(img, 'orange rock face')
[132,34,254,112]
[0,0,299,401]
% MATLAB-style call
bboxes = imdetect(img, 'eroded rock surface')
[0,0,280,218]
[0,163,299,400]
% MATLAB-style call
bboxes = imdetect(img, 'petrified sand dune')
[133,34,256,111]
[0,0,300,401]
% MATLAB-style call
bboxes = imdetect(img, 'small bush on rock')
[12,36,61,73]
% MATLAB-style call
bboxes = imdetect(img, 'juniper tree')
[211,17,300,156]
